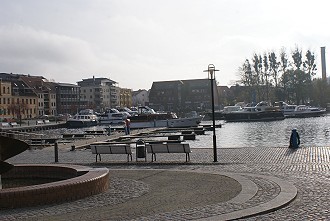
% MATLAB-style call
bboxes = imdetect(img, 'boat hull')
[284,110,326,118]
[224,111,285,122]
[130,116,203,129]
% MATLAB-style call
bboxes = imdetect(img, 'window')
[3,98,5,104]
[3,87,5,94]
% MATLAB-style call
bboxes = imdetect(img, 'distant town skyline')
[0,0,329,90]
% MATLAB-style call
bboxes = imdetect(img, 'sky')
[0,0,329,90]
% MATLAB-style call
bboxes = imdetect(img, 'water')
[36,115,330,149]
[190,114,330,148]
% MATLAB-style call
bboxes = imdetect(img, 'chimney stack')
[321,47,326,81]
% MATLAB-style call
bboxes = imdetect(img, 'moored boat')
[285,105,326,118]
[128,106,204,129]
[275,101,326,118]
[223,101,285,122]
[98,108,129,125]
[66,109,98,128]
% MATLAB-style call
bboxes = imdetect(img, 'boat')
[223,101,285,122]
[98,108,129,125]
[116,107,138,116]
[128,106,204,129]
[275,101,326,118]
[66,109,99,128]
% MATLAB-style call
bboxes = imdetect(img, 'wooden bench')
[145,143,191,162]
[90,144,132,162]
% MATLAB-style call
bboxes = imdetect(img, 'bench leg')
[186,153,190,162]
[96,154,101,162]
[127,154,133,162]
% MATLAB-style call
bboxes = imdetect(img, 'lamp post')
[204,64,219,162]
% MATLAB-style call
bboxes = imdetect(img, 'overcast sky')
[1,0,329,90]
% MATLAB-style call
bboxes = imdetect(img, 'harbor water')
[34,114,330,149]
[192,114,330,148]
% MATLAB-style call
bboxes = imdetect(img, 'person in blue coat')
[289,128,300,148]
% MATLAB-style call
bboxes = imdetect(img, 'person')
[289,128,300,148]
[125,118,131,135]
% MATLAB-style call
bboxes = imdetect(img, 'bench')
[145,143,191,162]
[90,144,132,162]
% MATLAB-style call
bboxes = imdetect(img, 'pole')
[210,77,217,162]
[54,142,58,163]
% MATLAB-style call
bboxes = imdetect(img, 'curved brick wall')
[0,164,109,209]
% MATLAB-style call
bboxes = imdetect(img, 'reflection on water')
[189,114,330,148]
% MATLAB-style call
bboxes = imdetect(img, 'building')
[20,76,57,117]
[149,79,219,115]
[0,73,38,120]
[54,83,80,115]
[120,88,132,108]
[77,77,119,112]
[132,89,149,106]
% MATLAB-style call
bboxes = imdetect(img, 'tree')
[263,53,271,101]
[239,59,254,102]
[269,51,280,88]
[252,54,263,102]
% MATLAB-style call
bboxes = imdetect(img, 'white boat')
[98,108,129,125]
[275,101,326,118]
[128,106,204,129]
[66,109,98,128]
[286,105,326,118]
[116,107,138,116]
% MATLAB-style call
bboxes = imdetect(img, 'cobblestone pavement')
[3,143,330,220]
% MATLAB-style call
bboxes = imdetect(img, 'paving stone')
[2,146,330,220]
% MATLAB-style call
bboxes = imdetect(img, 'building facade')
[120,88,132,108]
[77,77,118,112]
[54,83,80,115]
[0,73,38,120]
[132,89,149,106]
[149,78,219,115]
[20,76,57,117]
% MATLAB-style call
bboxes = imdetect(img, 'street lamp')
[204,64,219,162]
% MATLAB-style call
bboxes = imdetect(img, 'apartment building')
[0,73,38,120]
[54,83,80,115]
[77,77,119,112]
[20,76,57,116]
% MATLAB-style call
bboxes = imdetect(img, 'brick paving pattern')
[2,141,330,220]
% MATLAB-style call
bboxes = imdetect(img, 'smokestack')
[321,47,326,81]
